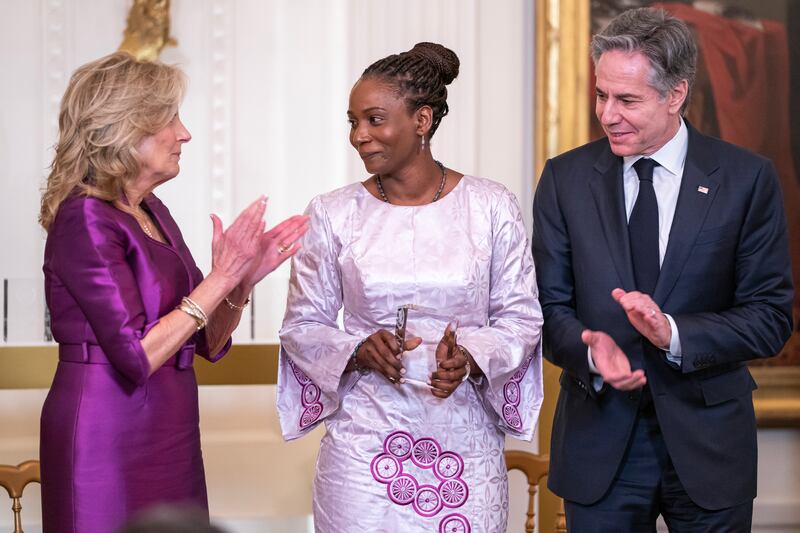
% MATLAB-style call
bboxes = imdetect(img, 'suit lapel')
[588,145,636,291]
[653,125,720,306]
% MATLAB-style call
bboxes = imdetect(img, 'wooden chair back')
[505,450,566,533]
[0,460,41,533]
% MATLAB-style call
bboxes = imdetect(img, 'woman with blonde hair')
[39,51,308,532]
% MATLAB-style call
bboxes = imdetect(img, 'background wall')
[1,1,797,532]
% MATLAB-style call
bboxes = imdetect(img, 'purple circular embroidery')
[372,431,468,518]
[502,404,522,429]
[434,452,464,481]
[411,438,441,468]
[299,402,322,429]
[288,359,311,385]
[439,478,469,508]
[388,474,418,505]
[439,513,471,533]
[511,354,532,381]
[385,431,414,460]
[503,381,521,406]
[412,485,443,517]
[370,453,402,483]
[301,383,320,406]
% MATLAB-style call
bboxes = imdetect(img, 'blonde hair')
[39,51,186,230]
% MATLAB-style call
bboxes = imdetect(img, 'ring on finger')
[650,308,657,317]
[277,242,292,254]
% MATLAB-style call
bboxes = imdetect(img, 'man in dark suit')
[532,7,793,532]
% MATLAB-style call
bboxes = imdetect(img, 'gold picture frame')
[534,0,800,429]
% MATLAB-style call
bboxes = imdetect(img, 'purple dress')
[40,193,231,533]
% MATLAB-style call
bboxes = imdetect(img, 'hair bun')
[409,42,460,85]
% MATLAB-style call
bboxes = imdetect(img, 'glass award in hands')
[395,304,458,389]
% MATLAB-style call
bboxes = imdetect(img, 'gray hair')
[591,8,697,112]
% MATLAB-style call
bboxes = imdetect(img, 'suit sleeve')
[673,159,793,373]
[531,159,596,391]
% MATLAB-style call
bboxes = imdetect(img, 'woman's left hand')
[429,333,470,399]
[240,214,310,289]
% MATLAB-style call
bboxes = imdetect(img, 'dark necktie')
[629,157,660,295]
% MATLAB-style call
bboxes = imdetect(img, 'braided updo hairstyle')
[362,42,459,139]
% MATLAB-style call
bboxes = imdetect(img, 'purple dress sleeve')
[48,200,156,386]
[45,196,231,386]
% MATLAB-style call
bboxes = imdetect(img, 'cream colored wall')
[2,2,797,533]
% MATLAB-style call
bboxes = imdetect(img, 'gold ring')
[277,243,291,254]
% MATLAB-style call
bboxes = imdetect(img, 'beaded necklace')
[375,161,447,204]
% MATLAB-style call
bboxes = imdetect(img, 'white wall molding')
[209,0,234,219]
[42,0,70,165]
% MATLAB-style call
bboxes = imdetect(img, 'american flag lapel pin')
[697,185,709,195]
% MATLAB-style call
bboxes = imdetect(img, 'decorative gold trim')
[752,366,800,428]
[0,345,279,389]
[535,0,590,176]
[118,0,177,61]
[535,1,590,531]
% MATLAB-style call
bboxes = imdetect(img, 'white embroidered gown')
[278,176,544,533]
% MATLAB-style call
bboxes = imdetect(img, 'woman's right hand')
[208,196,268,290]
[354,330,422,383]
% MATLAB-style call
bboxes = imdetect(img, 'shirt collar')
[623,118,688,177]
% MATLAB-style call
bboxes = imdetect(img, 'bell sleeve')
[277,196,363,440]
[458,188,544,440]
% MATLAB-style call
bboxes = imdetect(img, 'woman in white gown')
[277,42,544,533]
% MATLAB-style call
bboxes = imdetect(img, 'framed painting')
[535,0,800,427]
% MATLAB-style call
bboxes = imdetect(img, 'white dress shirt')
[589,119,687,381]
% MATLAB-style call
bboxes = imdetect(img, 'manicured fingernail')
[400,368,406,375]
[399,378,406,384]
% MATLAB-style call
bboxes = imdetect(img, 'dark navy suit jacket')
[531,123,793,510]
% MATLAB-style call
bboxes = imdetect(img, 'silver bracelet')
[457,345,471,382]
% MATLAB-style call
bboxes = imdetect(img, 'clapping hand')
[239,213,310,289]
[612,288,671,349]
[581,329,646,390]
[209,196,269,291]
